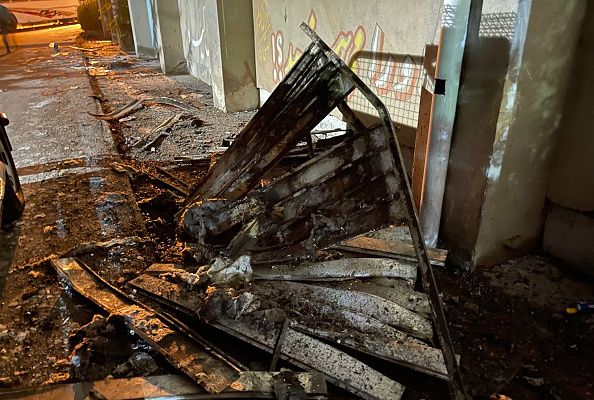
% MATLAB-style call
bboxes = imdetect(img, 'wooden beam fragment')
[334,235,447,266]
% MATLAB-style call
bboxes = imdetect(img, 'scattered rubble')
[41,26,467,400]
[2,21,590,400]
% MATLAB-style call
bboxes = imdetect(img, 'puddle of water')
[55,200,66,239]
[89,176,118,237]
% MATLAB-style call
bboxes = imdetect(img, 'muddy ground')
[0,32,592,400]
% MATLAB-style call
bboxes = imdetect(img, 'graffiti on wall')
[254,3,423,109]
[255,0,272,63]
[179,1,212,84]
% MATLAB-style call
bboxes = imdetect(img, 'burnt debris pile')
[46,25,466,400]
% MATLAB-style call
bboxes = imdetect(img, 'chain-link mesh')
[347,52,425,128]
[479,12,517,39]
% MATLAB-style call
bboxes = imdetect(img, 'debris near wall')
[37,24,466,400]
[174,24,467,400]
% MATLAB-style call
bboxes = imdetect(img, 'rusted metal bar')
[337,100,366,133]
[305,133,315,159]
[269,318,289,371]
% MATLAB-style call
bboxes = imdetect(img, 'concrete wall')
[178,0,219,86]
[543,0,594,276]
[441,0,587,269]
[474,0,586,266]
[177,0,258,112]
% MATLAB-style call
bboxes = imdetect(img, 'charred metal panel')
[178,24,467,400]
[51,257,241,394]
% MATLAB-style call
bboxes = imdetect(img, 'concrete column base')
[127,0,158,58]
[151,0,187,74]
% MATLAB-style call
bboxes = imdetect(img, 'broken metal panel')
[292,321,451,380]
[183,46,356,205]
[257,125,390,204]
[214,316,405,400]
[258,281,432,341]
[51,257,241,394]
[182,124,408,260]
[230,371,327,394]
[179,24,465,399]
[252,257,417,282]
[128,274,405,400]
[131,274,421,348]
[302,24,468,399]
[317,279,431,318]
[248,200,408,262]
[129,274,203,315]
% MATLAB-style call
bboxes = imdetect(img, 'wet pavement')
[0,26,149,386]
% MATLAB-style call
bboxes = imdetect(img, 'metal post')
[419,0,476,248]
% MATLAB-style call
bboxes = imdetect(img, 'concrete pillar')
[441,0,587,269]
[543,0,594,277]
[215,0,258,112]
[127,0,157,58]
[151,0,187,74]
[176,0,258,112]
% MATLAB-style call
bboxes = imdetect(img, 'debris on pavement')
[173,24,467,399]
[42,23,467,400]
[51,257,327,398]
[1,22,591,400]
[0,373,326,399]
[88,99,142,121]
[133,112,184,150]
[143,97,201,114]
[89,97,199,122]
